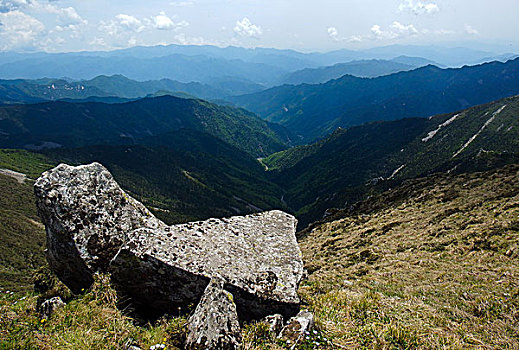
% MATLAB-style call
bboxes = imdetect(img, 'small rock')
[279,310,314,346]
[186,277,241,350]
[39,296,65,319]
[262,314,284,334]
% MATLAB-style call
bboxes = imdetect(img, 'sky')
[0,0,517,53]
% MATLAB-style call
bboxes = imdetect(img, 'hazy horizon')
[0,0,518,54]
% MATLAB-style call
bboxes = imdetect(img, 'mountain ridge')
[230,58,519,141]
[278,58,430,85]
[0,95,289,157]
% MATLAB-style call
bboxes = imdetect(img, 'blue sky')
[0,0,517,52]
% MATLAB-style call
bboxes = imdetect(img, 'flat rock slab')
[35,162,303,320]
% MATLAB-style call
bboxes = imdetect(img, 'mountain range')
[0,44,513,87]
[278,57,437,85]
[230,58,519,142]
[43,129,287,224]
[0,95,290,157]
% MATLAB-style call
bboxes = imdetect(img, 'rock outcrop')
[34,162,304,322]
[186,277,242,349]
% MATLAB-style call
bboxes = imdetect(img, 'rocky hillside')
[1,161,517,349]
[298,164,519,348]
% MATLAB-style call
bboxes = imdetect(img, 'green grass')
[0,149,55,179]
[0,150,55,292]
[0,174,46,292]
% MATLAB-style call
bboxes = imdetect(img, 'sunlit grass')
[299,165,519,349]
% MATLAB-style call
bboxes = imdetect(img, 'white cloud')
[5,0,88,28]
[233,17,262,38]
[464,24,479,35]
[89,36,107,48]
[348,35,363,43]
[174,33,208,45]
[55,7,87,26]
[35,3,87,25]
[0,0,87,50]
[0,0,28,13]
[101,12,188,36]
[371,21,418,40]
[115,14,145,32]
[421,28,455,35]
[327,26,339,41]
[327,26,363,43]
[0,9,44,50]
[151,11,188,31]
[398,0,439,15]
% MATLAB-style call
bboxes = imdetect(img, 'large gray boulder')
[34,162,304,320]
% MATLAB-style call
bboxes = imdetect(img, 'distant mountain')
[230,58,519,142]
[278,57,441,85]
[0,44,511,87]
[359,44,499,67]
[0,74,266,105]
[101,43,506,68]
[82,74,207,98]
[0,53,287,86]
[81,74,266,99]
[0,79,110,105]
[86,44,323,71]
[263,95,519,226]
[0,95,289,157]
[390,55,439,67]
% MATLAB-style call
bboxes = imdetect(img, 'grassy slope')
[0,150,55,292]
[298,164,519,349]
[0,149,54,178]
[1,159,518,348]
[0,174,46,292]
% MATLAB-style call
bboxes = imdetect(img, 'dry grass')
[298,165,519,349]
